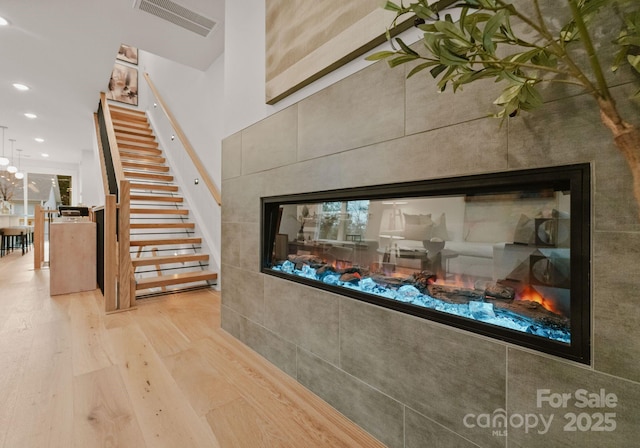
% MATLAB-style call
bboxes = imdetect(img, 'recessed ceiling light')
[41,153,49,158]
[24,113,37,119]
[12,83,29,91]
[35,138,44,143]
[0,17,9,26]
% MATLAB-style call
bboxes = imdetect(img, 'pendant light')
[0,126,8,166]
[14,149,24,179]
[7,139,17,174]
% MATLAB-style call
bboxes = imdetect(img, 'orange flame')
[433,273,476,289]
[518,286,559,314]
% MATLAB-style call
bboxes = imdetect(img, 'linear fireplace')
[261,165,591,364]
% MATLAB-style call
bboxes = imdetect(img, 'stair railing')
[96,92,126,199]
[117,179,136,310]
[95,95,136,312]
[143,72,221,206]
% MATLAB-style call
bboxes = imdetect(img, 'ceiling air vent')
[133,0,216,37]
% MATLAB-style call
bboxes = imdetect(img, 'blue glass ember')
[272,260,571,344]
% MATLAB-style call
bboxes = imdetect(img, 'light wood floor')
[0,250,385,448]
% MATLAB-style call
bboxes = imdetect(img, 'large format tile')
[336,118,508,188]
[242,105,298,175]
[264,276,340,365]
[220,305,297,377]
[592,83,640,231]
[592,231,640,382]
[298,62,406,161]
[220,264,265,324]
[507,349,640,447]
[221,131,242,180]
[507,91,605,169]
[221,221,260,271]
[297,348,403,448]
[405,407,485,448]
[221,173,265,224]
[262,155,343,198]
[340,298,507,448]
[406,73,502,136]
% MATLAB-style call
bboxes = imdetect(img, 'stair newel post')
[104,194,117,312]
[118,179,136,309]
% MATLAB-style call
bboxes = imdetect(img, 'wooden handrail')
[93,113,110,196]
[143,72,222,206]
[99,92,126,187]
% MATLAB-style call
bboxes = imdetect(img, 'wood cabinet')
[50,221,97,296]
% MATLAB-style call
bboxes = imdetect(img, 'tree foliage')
[367,0,640,119]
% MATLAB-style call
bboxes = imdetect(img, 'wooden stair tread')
[136,270,218,290]
[116,131,156,141]
[113,124,153,135]
[130,237,201,246]
[109,104,146,115]
[110,113,148,124]
[130,208,188,215]
[109,106,148,121]
[130,183,177,192]
[122,161,169,171]
[119,141,159,150]
[120,148,163,158]
[130,222,195,229]
[120,153,166,164]
[112,118,150,129]
[130,194,183,202]
[132,253,208,267]
[124,171,174,182]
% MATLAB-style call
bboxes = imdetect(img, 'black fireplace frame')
[261,164,591,364]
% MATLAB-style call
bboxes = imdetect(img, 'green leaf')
[439,45,469,65]
[494,83,522,105]
[430,64,448,78]
[388,55,420,67]
[365,51,397,61]
[483,9,507,55]
[519,82,543,110]
[628,54,640,73]
[412,3,437,20]
[434,20,470,43]
[499,13,517,42]
[499,70,527,85]
[407,61,439,78]
[396,38,420,57]
[383,1,402,12]
[530,49,558,69]
[436,66,458,91]
[616,35,640,47]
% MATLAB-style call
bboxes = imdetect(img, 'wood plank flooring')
[0,251,385,448]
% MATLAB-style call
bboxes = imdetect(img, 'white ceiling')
[0,0,224,166]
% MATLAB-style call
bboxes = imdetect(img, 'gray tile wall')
[221,16,640,446]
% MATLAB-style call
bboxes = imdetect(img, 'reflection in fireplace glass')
[262,166,590,363]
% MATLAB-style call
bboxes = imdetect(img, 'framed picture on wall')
[116,44,138,65]
[106,63,138,106]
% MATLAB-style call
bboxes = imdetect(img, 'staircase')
[109,104,217,298]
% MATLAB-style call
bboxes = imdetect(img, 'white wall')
[223,0,423,136]
[80,148,103,207]
[137,49,225,275]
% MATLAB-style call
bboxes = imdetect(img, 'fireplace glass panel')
[262,166,590,363]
